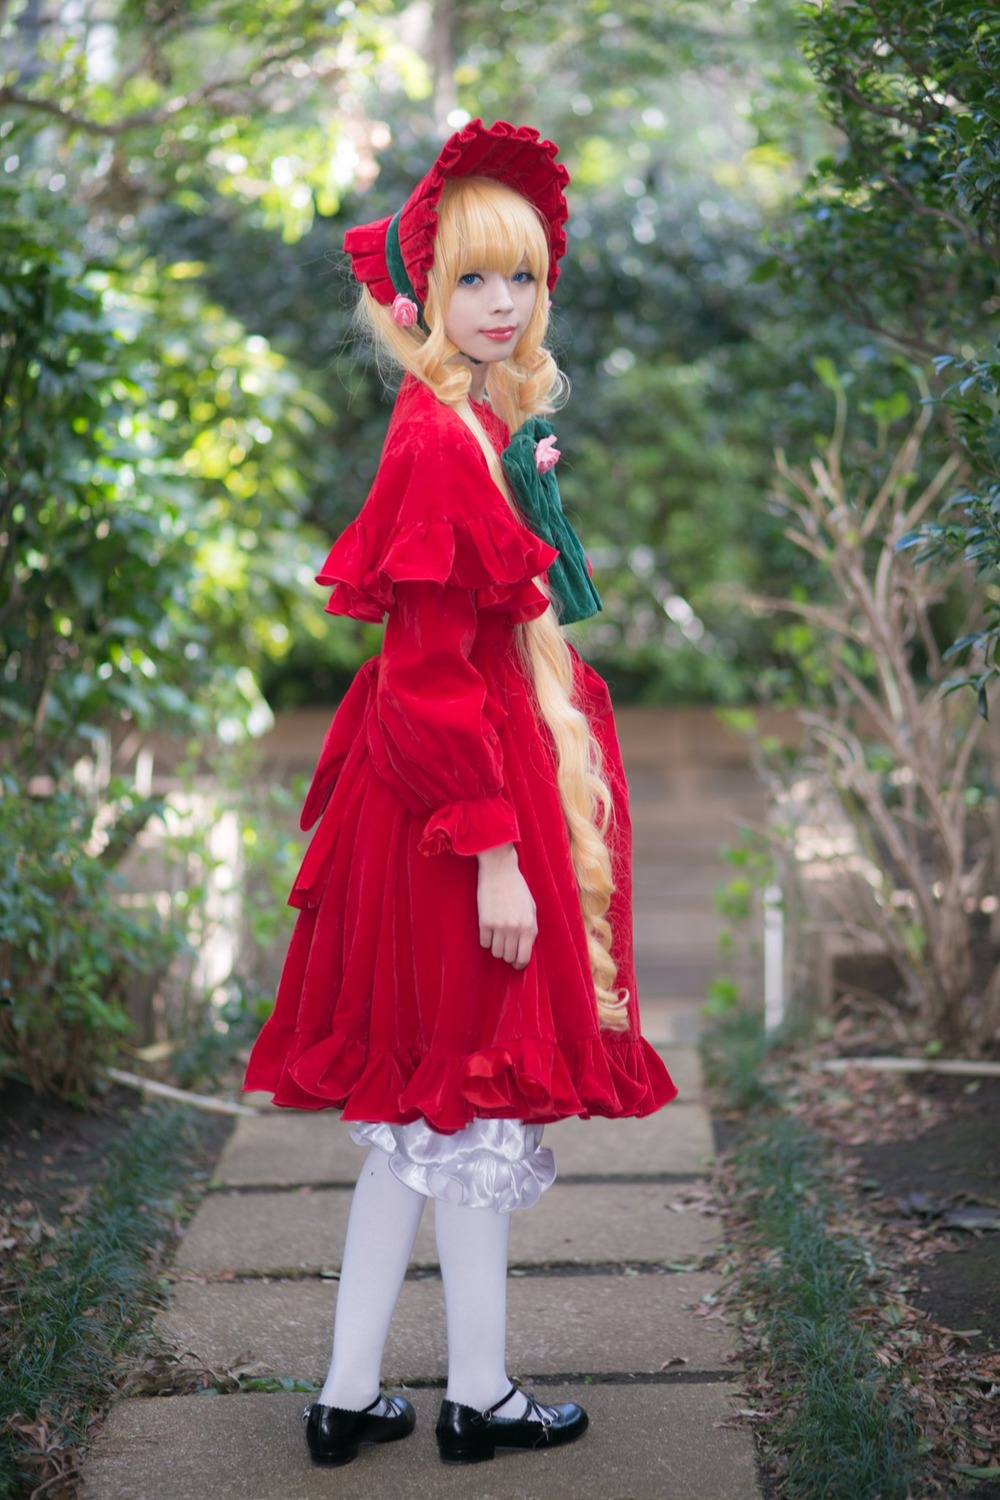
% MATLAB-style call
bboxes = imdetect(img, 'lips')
[481,326,517,340]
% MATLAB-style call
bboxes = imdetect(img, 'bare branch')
[859,404,936,541]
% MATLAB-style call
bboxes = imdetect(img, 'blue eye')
[458,272,481,286]
[513,270,535,284]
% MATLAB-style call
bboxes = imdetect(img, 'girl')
[244,118,677,1468]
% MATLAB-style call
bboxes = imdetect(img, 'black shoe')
[304,1393,416,1466]
[435,1384,589,1465]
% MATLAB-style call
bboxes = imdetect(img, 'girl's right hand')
[476,843,537,969]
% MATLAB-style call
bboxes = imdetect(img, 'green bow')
[501,417,602,626]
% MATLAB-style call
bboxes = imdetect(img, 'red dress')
[244,374,677,1130]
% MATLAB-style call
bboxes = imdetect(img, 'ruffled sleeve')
[368,581,520,856]
[315,378,558,623]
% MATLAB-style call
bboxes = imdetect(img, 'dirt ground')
[777,1058,1000,1500]
[0,1080,233,1224]
[855,1077,1000,1357]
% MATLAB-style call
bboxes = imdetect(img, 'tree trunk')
[430,0,457,135]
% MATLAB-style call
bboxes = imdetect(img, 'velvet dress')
[243,374,677,1133]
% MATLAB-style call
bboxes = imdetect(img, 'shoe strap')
[482,1384,553,1428]
[302,1392,387,1420]
[481,1384,521,1420]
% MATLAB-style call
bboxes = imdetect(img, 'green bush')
[0,781,179,1101]
[0,179,328,780]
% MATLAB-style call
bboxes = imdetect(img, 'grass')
[703,1013,921,1500]
[733,1116,920,1499]
[699,1002,778,1111]
[0,1106,202,1499]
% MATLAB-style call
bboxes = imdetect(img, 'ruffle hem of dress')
[350,1117,555,1213]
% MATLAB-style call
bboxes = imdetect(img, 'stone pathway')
[82,708,765,1500]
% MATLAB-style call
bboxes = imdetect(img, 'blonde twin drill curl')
[354,175,629,1032]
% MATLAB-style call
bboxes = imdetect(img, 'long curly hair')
[354,175,629,1031]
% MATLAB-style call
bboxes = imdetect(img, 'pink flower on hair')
[534,434,560,474]
[391,294,419,327]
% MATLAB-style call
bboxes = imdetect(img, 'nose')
[487,272,515,312]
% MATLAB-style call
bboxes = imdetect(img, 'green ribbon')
[501,417,602,626]
[385,211,428,330]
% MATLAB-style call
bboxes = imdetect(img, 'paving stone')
[645,1003,706,1045]
[642,1005,706,1050]
[213,1114,366,1188]
[653,1042,704,1096]
[177,1174,719,1279]
[157,1269,732,1381]
[82,1384,757,1500]
[546,1107,714,1176]
[215,1083,710,1189]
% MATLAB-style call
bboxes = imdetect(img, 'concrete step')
[82,1385,758,1500]
[175,1174,719,1280]
[157,1269,733,1382]
[216,1087,711,1191]
[640,1003,707,1046]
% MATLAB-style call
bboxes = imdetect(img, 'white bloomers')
[349,1116,555,1212]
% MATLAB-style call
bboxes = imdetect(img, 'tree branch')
[865,0,947,119]
[826,67,944,130]
[878,169,1000,261]
[0,42,320,139]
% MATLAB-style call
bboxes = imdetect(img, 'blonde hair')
[355,175,629,1031]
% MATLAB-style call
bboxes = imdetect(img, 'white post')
[763,883,785,1033]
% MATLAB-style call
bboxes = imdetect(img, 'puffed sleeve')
[367,581,521,857]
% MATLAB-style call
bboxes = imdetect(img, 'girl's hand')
[476,843,537,969]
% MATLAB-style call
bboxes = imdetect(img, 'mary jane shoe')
[435,1384,588,1465]
[303,1392,416,1466]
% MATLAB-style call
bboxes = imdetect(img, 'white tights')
[318,1146,533,1418]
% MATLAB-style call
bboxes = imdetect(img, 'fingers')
[475,852,537,968]
[514,929,535,970]
[479,922,537,969]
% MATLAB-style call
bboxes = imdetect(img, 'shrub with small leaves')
[0,780,180,1101]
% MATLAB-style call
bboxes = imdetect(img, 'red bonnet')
[343,119,570,308]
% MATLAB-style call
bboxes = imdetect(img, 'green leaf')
[748,256,780,285]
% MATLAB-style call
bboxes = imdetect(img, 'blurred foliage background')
[2,0,999,1088]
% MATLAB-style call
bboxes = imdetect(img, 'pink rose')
[534,434,560,474]
[391,294,419,328]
